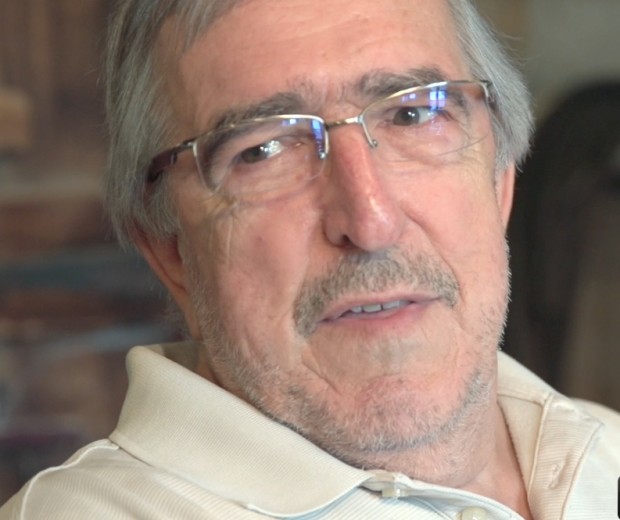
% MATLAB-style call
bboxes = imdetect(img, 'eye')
[392,106,437,126]
[239,139,285,164]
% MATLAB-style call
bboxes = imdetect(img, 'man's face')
[152,0,515,470]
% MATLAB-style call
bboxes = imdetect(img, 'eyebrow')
[356,66,448,98]
[205,66,450,133]
[208,91,308,132]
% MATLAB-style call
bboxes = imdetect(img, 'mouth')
[344,299,410,317]
[322,295,437,323]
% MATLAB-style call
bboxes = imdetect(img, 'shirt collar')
[110,343,372,517]
[497,352,603,519]
[111,344,603,518]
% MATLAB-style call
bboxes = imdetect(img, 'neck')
[354,400,532,519]
[462,405,533,519]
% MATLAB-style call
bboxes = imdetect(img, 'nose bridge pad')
[326,116,378,151]
[360,121,379,149]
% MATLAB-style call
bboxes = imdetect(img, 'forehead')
[167,0,467,131]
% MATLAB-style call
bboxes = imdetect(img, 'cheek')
[208,203,321,334]
[408,168,505,251]
[404,164,509,297]
[449,185,510,325]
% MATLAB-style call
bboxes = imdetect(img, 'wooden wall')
[0,0,110,135]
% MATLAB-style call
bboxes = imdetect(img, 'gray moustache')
[293,250,460,337]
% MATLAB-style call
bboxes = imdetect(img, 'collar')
[110,343,602,518]
[497,353,603,519]
[110,344,371,517]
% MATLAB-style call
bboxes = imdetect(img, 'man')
[2,0,619,518]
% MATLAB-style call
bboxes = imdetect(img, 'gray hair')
[104,0,533,246]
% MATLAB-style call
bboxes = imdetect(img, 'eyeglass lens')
[194,82,491,200]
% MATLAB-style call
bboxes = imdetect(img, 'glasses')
[148,80,494,201]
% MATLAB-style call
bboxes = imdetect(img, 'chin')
[268,362,495,471]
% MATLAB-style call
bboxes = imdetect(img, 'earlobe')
[496,162,517,230]
[134,230,201,337]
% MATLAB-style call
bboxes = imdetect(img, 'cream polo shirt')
[1,343,619,519]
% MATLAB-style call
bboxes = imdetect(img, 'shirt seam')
[525,393,554,497]
[557,420,603,519]
[19,442,120,520]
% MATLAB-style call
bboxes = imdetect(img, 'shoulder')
[574,398,620,454]
[0,438,234,519]
[497,352,620,463]
[575,399,620,426]
[0,440,153,519]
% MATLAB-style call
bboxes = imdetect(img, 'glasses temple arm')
[146,140,194,183]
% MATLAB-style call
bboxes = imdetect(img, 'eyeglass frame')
[146,79,495,186]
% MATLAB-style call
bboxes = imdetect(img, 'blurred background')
[0,0,619,503]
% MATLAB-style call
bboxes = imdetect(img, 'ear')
[495,161,516,230]
[134,230,202,338]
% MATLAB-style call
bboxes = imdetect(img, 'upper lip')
[321,292,439,321]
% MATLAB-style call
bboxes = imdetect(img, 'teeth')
[381,300,402,310]
[348,300,407,315]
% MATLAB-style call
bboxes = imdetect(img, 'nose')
[321,129,406,251]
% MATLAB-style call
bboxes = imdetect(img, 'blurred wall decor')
[0,0,175,502]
